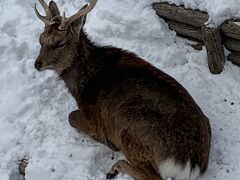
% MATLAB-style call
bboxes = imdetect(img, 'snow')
[0,0,240,180]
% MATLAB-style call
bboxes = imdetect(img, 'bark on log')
[202,27,225,74]
[223,37,240,52]
[228,51,240,66]
[166,20,203,41]
[221,21,240,41]
[153,3,208,28]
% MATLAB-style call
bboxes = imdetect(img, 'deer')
[34,0,211,179]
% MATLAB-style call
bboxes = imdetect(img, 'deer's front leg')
[68,110,119,151]
[69,110,96,136]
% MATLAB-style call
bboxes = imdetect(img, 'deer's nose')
[35,62,42,71]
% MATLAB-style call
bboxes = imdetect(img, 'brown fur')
[34,1,211,179]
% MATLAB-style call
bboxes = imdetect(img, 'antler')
[59,0,98,30]
[34,0,54,27]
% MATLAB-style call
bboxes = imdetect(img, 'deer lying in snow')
[34,0,211,179]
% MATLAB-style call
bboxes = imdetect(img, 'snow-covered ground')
[0,0,240,179]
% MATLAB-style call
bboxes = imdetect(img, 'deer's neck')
[60,31,104,106]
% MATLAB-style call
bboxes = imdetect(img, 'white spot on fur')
[158,159,200,180]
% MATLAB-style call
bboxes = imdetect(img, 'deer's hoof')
[106,170,118,179]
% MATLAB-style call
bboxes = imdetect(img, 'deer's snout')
[35,62,42,71]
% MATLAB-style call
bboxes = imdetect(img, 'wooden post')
[202,26,225,74]
[228,52,240,66]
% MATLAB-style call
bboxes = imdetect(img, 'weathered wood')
[221,21,240,41]
[153,2,208,28]
[202,27,225,74]
[153,3,240,40]
[228,51,240,66]
[223,37,240,52]
[153,2,240,72]
[164,20,240,53]
[166,20,203,41]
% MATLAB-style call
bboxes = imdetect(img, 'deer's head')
[34,0,97,74]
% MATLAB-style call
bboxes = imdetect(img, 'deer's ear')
[70,15,87,36]
[49,1,60,18]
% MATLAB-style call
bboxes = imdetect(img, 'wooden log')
[228,51,240,66]
[166,20,203,41]
[153,3,240,40]
[223,37,240,52]
[164,20,240,52]
[165,20,204,50]
[221,21,240,41]
[153,2,208,28]
[202,26,225,74]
